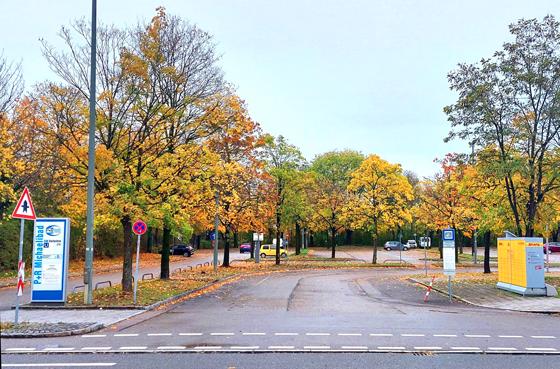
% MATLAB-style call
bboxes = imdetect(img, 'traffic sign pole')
[133,234,141,304]
[15,219,24,324]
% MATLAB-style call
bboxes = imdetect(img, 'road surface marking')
[81,347,112,351]
[414,346,442,350]
[338,333,362,336]
[498,335,523,338]
[230,346,260,350]
[210,332,234,336]
[401,334,425,337]
[433,334,457,337]
[306,333,330,336]
[525,347,557,351]
[304,346,331,349]
[255,275,271,286]
[274,332,298,336]
[118,346,147,350]
[81,334,106,338]
[113,333,138,337]
[156,346,185,350]
[451,347,480,350]
[531,336,556,339]
[0,364,116,367]
[42,348,74,352]
[369,333,393,337]
[147,333,172,336]
[377,346,405,350]
[341,346,368,350]
[268,346,295,349]
[4,348,36,352]
[194,346,222,350]
[465,334,490,338]
[487,347,517,351]
[242,332,266,336]
[179,333,203,336]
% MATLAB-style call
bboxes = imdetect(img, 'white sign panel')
[442,228,456,276]
[31,218,70,302]
[253,233,264,241]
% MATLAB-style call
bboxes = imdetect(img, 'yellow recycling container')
[497,236,545,296]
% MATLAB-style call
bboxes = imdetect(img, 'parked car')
[259,244,287,258]
[406,240,417,248]
[170,244,195,256]
[544,242,560,254]
[240,243,252,253]
[384,241,409,251]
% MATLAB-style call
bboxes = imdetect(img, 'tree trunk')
[345,229,353,245]
[372,235,378,264]
[146,227,153,253]
[121,216,133,292]
[553,224,560,242]
[295,222,301,255]
[195,234,201,249]
[275,210,281,265]
[458,231,464,254]
[331,227,336,259]
[223,228,230,267]
[160,226,171,279]
[310,231,314,247]
[483,230,491,274]
[233,231,239,249]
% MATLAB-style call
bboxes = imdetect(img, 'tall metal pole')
[83,0,97,305]
[14,219,24,324]
[473,230,478,265]
[133,235,141,304]
[546,224,550,273]
[213,191,219,273]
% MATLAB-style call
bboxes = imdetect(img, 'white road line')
[179,333,202,336]
[531,336,556,339]
[369,333,393,337]
[498,335,523,338]
[147,333,172,336]
[377,346,405,350]
[210,332,234,336]
[4,348,36,352]
[525,347,557,351]
[341,346,368,350]
[156,346,185,350]
[42,348,75,352]
[401,334,425,337]
[114,333,138,337]
[433,334,457,337]
[306,333,330,336]
[487,347,517,351]
[1,364,116,367]
[81,347,112,351]
[274,332,298,336]
[193,346,222,350]
[268,346,295,349]
[304,346,331,349]
[465,334,491,338]
[338,333,362,336]
[451,347,481,350]
[230,346,260,350]
[81,334,106,338]
[242,332,266,336]
[414,346,442,350]
[118,346,147,350]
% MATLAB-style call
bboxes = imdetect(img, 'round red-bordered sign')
[132,220,147,236]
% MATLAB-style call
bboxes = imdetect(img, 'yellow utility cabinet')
[497,237,545,296]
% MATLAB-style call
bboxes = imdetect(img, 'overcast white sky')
[2,0,560,176]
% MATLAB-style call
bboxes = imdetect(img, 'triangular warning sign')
[11,187,37,220]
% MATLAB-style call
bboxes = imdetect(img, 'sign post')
[132,220,147,305]
[442,228,456,302]
[253,233,264,264]
[11,187,37,324]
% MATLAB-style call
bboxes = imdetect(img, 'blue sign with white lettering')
[31,218,70,302]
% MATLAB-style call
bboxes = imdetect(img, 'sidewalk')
[411,277,560,313]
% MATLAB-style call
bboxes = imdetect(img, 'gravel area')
[1,321,99,337]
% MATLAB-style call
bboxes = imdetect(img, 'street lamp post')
[83,0,97,305]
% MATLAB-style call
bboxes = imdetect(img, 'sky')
[2,0,560,176]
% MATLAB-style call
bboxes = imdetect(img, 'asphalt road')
[0,249,249,310]
[3,269,559,359]
[2,353,560,369]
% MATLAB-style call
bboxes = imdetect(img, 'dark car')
[239,243,252,253]
[384,241,409,251]
[170,244,195,257]
[544,242,560,254]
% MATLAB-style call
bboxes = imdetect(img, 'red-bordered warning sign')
[11,187,36,220]
[17,261,25,296]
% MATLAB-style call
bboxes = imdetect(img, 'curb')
[408,277,558,314]
[1,323,104,338]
